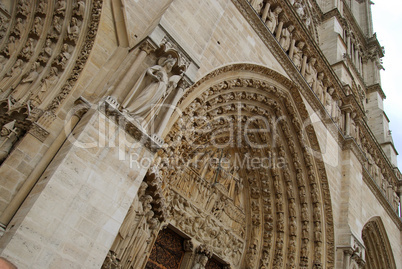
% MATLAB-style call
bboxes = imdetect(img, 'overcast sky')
[371,1,402,170]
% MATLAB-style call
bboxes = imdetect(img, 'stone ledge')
[100,97,163,152]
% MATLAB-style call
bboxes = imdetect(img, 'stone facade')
[0,0,400,268]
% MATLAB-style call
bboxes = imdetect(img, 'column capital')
[139,39,157,55]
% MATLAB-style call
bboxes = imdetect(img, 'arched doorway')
[362,217,396,269]
[103,64,335,269]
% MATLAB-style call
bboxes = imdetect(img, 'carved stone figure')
[279,25,294,52]
[74,0,86,16]
[68,17,80,40]
[39,39,53,62]
[51,16,62,38]
[18,0,30,16]
[313,72,325,101]
[38,0,47,14]
[192,254,209,269]
[21,38,35,58]
[22,62,40,84]
[291,41,305,70]
[57,43,71,69]
[324,87,334,112]
[33,17,42,36]
[5,36,17,56]
[266,6,282,33]
[15,18,24,36]
[304,57,317,87]
[56,0,67,14]
[5,59,23,78]
[0,121,20,163]
[294,0,305,18]
[122,55,178,125]
[31,67,59,106]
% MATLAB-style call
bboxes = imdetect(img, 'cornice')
[367,83,386,99]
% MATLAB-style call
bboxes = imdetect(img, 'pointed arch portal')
[362,217,397,269]
[154,64,335,268]
[108,64,335,269]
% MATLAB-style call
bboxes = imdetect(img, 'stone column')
[0,98,90,231]
[275,20,284,40]
[343,249,352,269]
[111,40,156,103]
[155,80,189,137]
[261,3,270,22]
[301,55,308,76]
[345,111,351,136]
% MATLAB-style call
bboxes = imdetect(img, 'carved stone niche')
[118,39,192,143]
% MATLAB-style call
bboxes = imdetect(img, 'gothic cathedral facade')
[0,0,400,268]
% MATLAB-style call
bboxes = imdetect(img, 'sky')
[371,1,402,170]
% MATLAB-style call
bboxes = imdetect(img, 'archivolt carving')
[0,0,102,125]
[0,0,102,160]
[150,65,335,268]
[362,217,397,269]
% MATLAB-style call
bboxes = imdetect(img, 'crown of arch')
[362,217,397,269]
[152,64,335,268]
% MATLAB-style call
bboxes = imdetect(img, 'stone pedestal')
[0,102,156,268]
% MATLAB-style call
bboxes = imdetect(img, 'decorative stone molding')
[161,65,336,268]
[101,98,163,152]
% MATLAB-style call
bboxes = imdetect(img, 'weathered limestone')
[0,0,400,268]
[0,107,154,268]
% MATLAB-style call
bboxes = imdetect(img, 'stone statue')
[279,25,294,52]
[266,6,282,33]
[33,17,42,36]
[192,254,209,269]
[15,18,24,36]
[22,62,40,84]
[56,0,67,14]
[38,0,47,14]
[304,57,317,87]
[39,39,53,62]
[57,43,71,69]
[122,55,178,125]
[0,120,20,163]
[21,38,35,58]
[294,0,305,18]
[5,36,17,57]
[51,16,62,38]
[325,87,334,112]
[5,59,23,78]
[31,67,59,106]
[291,41,304,70]
[313,72,325,101]
[74,0,86,16]
[68,17,80,40]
